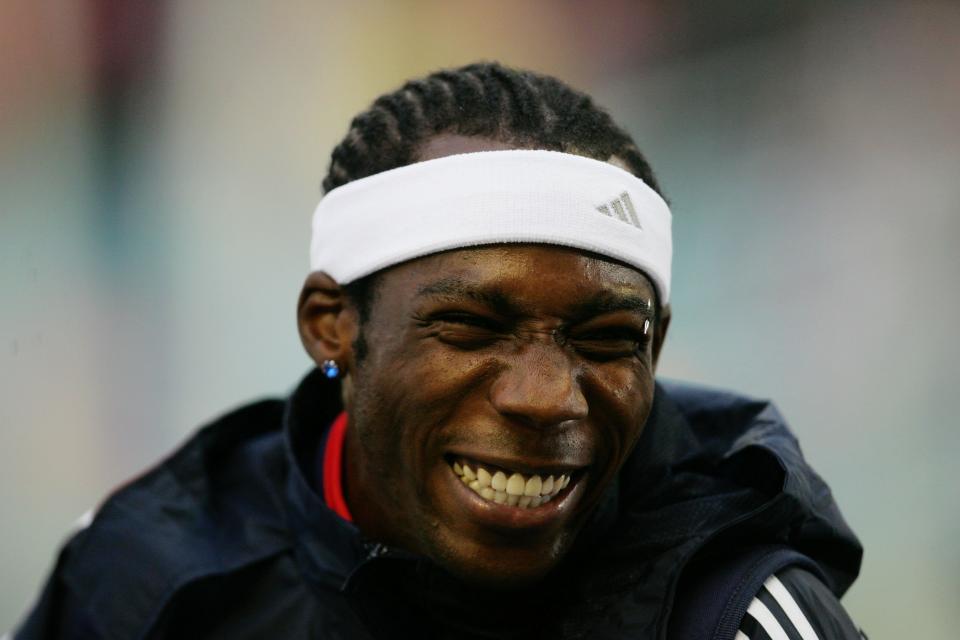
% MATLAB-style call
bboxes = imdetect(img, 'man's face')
[342,244,664,587]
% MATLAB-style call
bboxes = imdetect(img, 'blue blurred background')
[2,1,958,635]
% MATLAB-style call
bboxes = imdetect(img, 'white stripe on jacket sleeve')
[764,574,820,640]
[746,598,790,640]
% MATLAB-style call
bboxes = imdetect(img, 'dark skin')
[298,135,671,588]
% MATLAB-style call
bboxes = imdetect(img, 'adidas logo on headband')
[596,192,642,230]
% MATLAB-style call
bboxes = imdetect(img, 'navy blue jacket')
[15,370,863,639]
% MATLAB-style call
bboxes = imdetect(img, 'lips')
[451,458,575,509]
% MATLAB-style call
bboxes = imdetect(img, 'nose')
[488,340,588,428]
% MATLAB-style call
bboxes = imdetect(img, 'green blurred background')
[2,1,958,635]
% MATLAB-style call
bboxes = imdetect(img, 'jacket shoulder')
[653,379,863,597]
[15,398,292,640]
[738,567,865,639]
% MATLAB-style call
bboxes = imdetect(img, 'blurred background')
[2,0,958,635]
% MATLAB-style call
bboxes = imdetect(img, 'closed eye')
[416,312,505,349]
[433,312,503,330]
[568,326,649,360]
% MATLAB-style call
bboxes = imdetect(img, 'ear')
[297,271,359,372]
[652,303,671,370]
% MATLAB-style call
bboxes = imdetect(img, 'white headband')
[310,150,673,302]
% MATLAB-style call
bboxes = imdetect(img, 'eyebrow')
[416,278,523,317]
[416,278,654,321]
[567,291,655,322]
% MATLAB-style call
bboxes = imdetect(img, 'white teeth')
[452,460,572,509]
[506,473,525,496]
[523,475,542,497]
[541,475,554,495]
[476,467,491,489]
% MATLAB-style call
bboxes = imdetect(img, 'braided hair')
[322,62,662,196]
[323,62,663,331]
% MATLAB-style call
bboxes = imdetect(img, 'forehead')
[374,244,656,311]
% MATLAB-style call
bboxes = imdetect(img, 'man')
[15,63,864,639]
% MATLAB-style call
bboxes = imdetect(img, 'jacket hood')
[650,379,861,595]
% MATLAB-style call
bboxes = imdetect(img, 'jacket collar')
[282,368,369,589]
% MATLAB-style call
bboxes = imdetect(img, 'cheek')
[593,358,651,409]
[351,341,491,477]
[396,342,495,416]
[585,364,654,460]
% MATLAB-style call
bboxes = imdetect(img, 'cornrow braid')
[325,62,665,339]
[321,62,663,197]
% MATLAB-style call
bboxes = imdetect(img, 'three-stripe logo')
[596,191,642,230]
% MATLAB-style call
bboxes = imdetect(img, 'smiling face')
[322,244,666,587]
[299,134,669,587]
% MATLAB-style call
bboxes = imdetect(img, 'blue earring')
[321,359,340,379]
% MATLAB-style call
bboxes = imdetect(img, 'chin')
[434,542,567,591]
